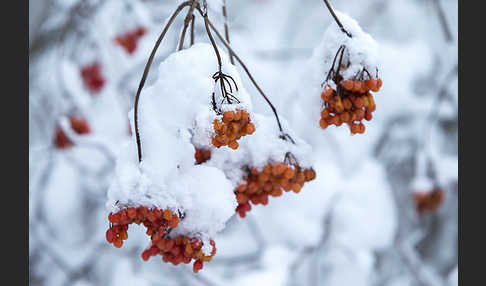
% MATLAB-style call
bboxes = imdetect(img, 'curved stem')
[134,1,192,162]
[322,0,352,38]
[222,0,235,64]
[190,14,195,46]
[203,9,223,71]
[178,0,198,51]
[198,10,287,137]
[421,64,458,150]
[431,0,453,43]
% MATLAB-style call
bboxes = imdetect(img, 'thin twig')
[422,64,458,150]
[134,1,193,162]
[190,14,195,46]
[222,0,235,64]
[203,4,223,70]
[197,10,292,140]
[322,0,352,38]
[178,0,198,51]
[431,0,453,43]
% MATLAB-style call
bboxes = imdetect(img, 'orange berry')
[365,78,377,91]
[365,110,373,121]
[185,243,194,254]
[234,109,242,121]
[355,109,365,121]
[127,208,136,219]
[236,193,249,204]
[229,141,239,150]
[321,85,333,101]
[106,228,116,243]
[141,250,151,261]
[352,81,363,93]
[376,78,383,90]
[358,123,366,134]
[321,109,330,119]
[350,123,359,134]
[304,169,316,181]
[120,230,128,240]
[163,209,172,221]
[114,238,123,248]
[328,115,338,125]
[222,111,235,123]
[284,167,296,179]
[367,94,376,111]
[359,83,367,94]
[169,215,179,228]
[340,112,351,123]
[342,98,352,110]
[213,120,223,131]
[335,97,344,113]
[272,163,287,176]
[353,97,364,109]
[291,183,302,193]
[342,80,353,91]
[335,117,343,126]
[319,118,329,129]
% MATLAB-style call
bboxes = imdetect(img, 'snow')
[30,0,457,285]
[206,113,313,185]
[312,11,380,82]
[107,43,316,250]
[107,44,253,249]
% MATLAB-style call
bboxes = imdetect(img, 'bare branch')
[431,0,453,43]
[134,1,193,162]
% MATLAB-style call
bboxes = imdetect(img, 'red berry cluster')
[115,27,147,54]
[142,236,216,273]
[413,188,444,215]
[320,78,382,134]
[54,117,91,149]
[195,148,212,165]
[106,206,214,273]
[81,63,105,93]
[234,162,316,218]
[106,207,179,248]
[212,109,256,150]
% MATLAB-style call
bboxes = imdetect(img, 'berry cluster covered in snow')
[306,12,384,134]
[106,42,318,271]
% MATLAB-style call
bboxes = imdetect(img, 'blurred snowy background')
[29,0,458,285]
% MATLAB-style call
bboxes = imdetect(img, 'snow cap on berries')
[206,114,313,185]
[107,44,241,240]
[314,11,379,82]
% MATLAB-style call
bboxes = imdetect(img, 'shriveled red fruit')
[54,117,91,149]
[195,148,211,164]
[413,188,444,215]
[193,260,203,273]
[81,63,105,93]
[115,26,147,54]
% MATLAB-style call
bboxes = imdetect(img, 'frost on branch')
[106,44,247,272]
[313,12,383,134]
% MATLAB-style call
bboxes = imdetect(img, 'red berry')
[81,63,105,93]
[193,260,203,273]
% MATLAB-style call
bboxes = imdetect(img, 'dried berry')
[115,27,147,54]
[81,63,105,93]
